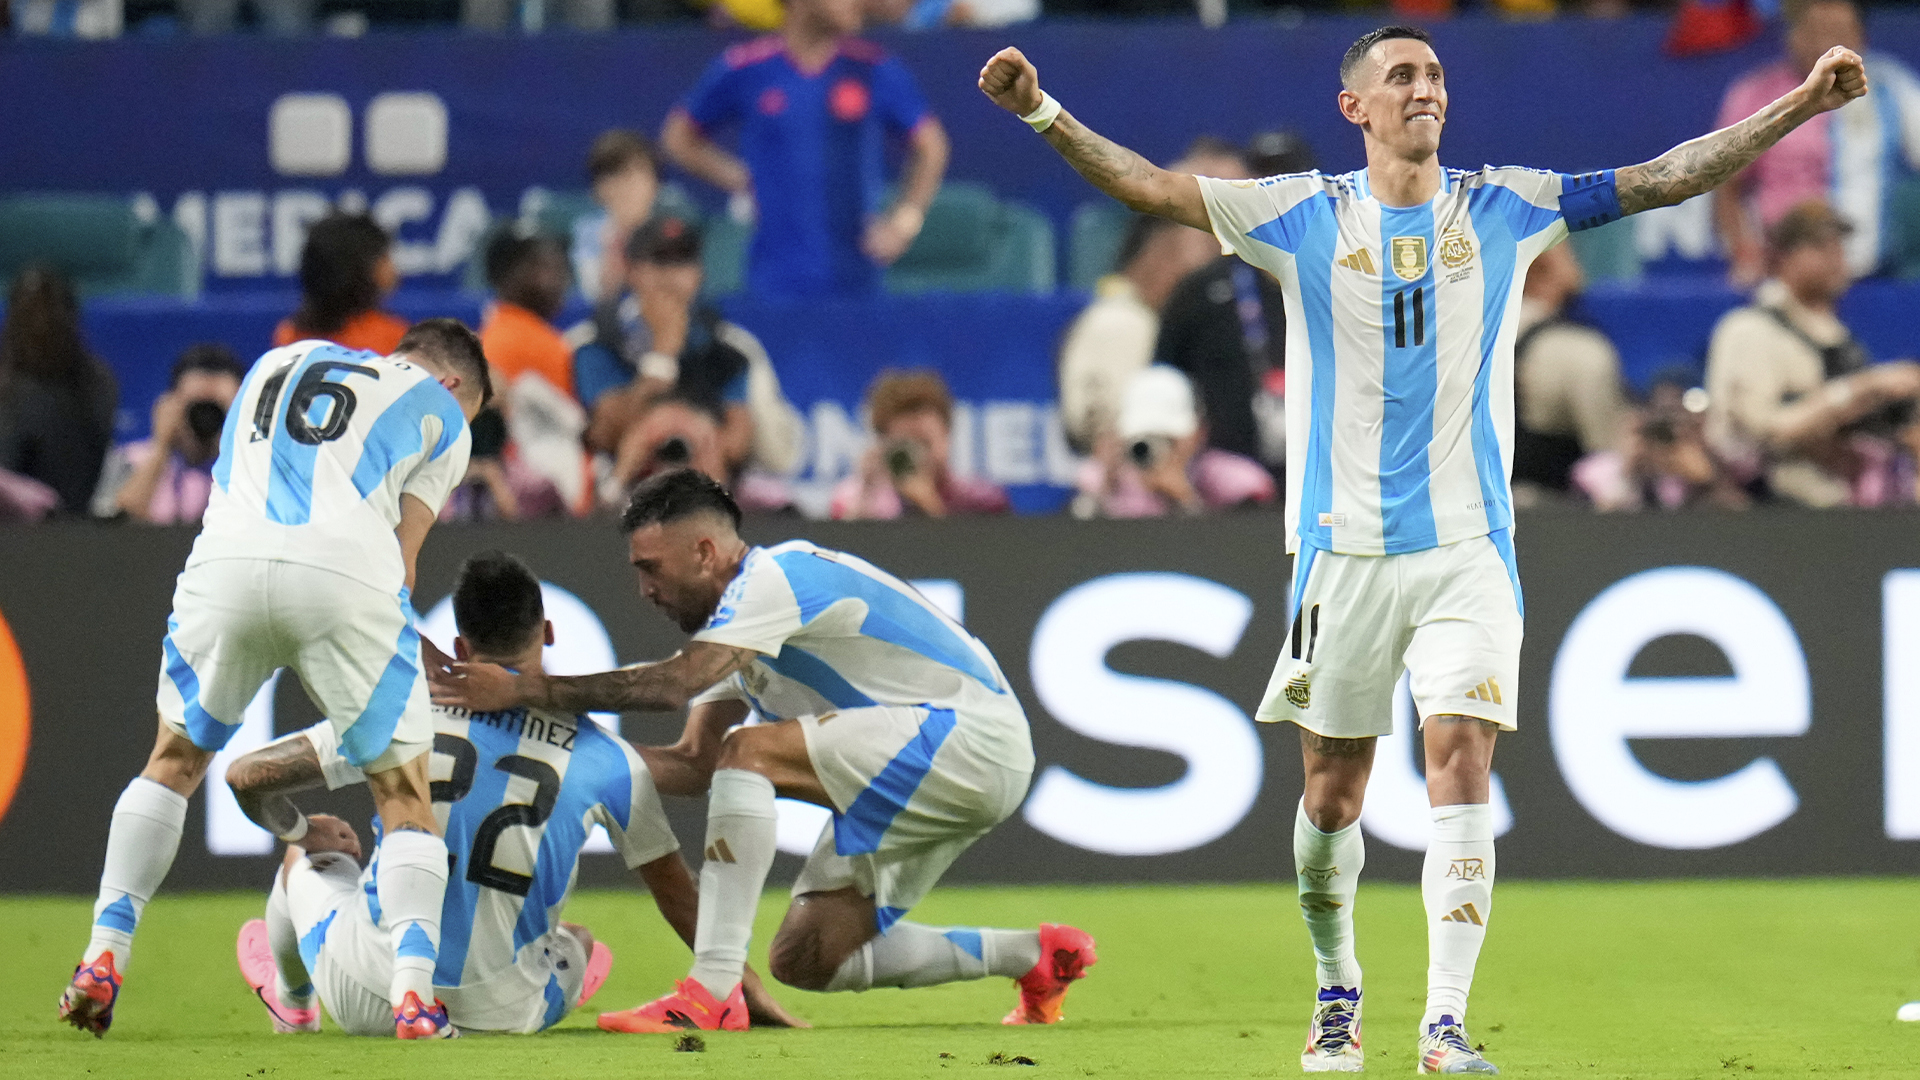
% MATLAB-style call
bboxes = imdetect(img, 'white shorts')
[284,853,588,1035]
[790,704,1032,930]
[1256,531,1523,739]
[157,557,431,774]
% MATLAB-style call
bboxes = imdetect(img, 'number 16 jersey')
[189,340,472,595]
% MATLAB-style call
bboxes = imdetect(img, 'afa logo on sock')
[0,604,29,828]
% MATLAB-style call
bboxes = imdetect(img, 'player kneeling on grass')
[223,550,802,1035]
[432,469,1095,1033]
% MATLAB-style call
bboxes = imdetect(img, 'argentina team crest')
[1389,236,1428,281]
[1439,225,1475,270]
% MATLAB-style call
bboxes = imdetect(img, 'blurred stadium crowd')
[5,0,1920,523]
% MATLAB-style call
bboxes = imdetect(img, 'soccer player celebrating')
[59,321,491,1040]
[980,26,1865,1075]
[431,469,1095,1032]
[221,551,800,1035]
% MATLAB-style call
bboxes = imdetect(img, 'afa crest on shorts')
[1390,236,1428,281]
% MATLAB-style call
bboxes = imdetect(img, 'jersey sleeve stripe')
[771,551,1002,690]
[349,378,468,498]
[761,644,879,709]
[1294,208,1342,550]
[1473,181,1566,242]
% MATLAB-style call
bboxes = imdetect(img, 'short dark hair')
[452,550,545,658]
[170,343,244,389]
[621,468,742,534]
[395,317,493,407]
[1341,25,1433,87]
[587,129,660,184]
[484,230,564,292]
[292,213,392,338]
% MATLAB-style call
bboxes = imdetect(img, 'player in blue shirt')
[661,0,949,298]
[981,25,1867,1074]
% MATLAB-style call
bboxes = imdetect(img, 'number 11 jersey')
[189,340,472,594]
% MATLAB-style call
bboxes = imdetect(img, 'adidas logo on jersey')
[1336,249,1376,274]
[704,838,738,864]
[1440,903,1484,926]
[1466,678,1503,705]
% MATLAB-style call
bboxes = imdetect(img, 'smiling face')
[1339,36,1447,164]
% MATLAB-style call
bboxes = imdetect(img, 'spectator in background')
[1155,128,1317,479]
[579,214,802,506]
[0,266,117,516]
[1510,242,1630,500]
[93,344,243,524]
[1714,0,1920,282]
[1073,365,1274,518]
[273,213,408,354]
[480,230,590,517]
[865,0,1037,29]
[462,0,613,31]
[1705,202,1920,506]
[832,369,1008,519]
[1058,214,1218,452]
[576,130,662,307]
[661,0,950,298]
[1575,371,1750,512]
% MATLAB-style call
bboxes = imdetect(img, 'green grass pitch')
[4,880,1919,1078]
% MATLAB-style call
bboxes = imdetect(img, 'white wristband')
[278,814,309,845]
[1021,92,1062,133]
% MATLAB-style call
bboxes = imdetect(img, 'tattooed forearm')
[1040,111,1210,231]
[226,736,326,838]
[539,643,759,714]
[1615,92,1811,216]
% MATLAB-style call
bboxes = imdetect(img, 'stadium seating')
[884,181,1056,294]
[0,194,199,299]
[1067,199,1132,292]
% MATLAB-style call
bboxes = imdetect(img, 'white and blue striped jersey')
[188,340,471,594]
[690,540,1033,766]
[1199,167,1623,557]
[337,707,676,1024]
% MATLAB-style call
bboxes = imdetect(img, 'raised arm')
[430,640,758,715]
[978,47,1209,232]
[1616,47,1867,216]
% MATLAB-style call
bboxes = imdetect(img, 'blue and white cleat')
[1300,985,1363,1072]
[1418,1015,1498,1074]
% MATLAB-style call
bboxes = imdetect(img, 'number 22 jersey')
[188,340,472,595]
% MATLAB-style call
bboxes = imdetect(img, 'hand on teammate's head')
[300,814,362,862]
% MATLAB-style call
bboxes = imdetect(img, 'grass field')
[4,880,1919,1079]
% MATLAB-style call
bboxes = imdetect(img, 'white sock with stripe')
[688,769,779,1001]
[265,873,314,1010]
[85,778,189,972]
[375,829,448,1010]
[1294,800,1364,990]
[1422,803,1495,1028]
[825,922,1041,991]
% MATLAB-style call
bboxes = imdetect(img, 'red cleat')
[577,941,614,1007]
[393,990,458,1039]
[58,951,123,1038]
[597,978,748,1033]
[1002,923,1097,1025]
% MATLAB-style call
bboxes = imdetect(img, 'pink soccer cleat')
[597,978,748,1033]
[1002,923,1098,1025]
[235,919,320,1033]
[577,941,614,1007]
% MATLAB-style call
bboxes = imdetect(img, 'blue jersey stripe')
[1467,191,1523,536]
[511,732,626,954]
[161,618,238,750]
[761,645,878,710]
[338,599,421,768]
[1378,204,1440,553]
[1293,205,1341,551]
[350,378,467,498]
[771,551,1000,691]
[834,707,957,856]
[433,713,523,986]
[540,975,570,1030]
[1488,527,1525,619]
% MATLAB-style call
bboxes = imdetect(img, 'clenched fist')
[978,47,1044,117]
[1802,46,1868,115]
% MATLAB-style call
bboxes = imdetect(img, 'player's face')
[628,519,729,633]
[1341,39,1447,161]
[799,0,864,37]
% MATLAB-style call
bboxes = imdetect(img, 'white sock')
[1422,803,1495,1028]
[688,769,778,1000]
[825,922,1042,992]
[265,874,314,1009]
[375,830,448,1008]
[85,778,188,971]
[1294,800,1364,990]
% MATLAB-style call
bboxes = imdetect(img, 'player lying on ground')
[432,469,1096,1032]
[223,550,802,1035]
[61,320,495,1040]
[981,25,1866,1077]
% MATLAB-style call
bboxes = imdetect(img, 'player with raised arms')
[220,550,801,1035]
[978,25,1866,1074]
[431,468,1096,1032]
[60,320,491,1040]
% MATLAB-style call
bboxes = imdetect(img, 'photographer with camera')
[95,344,243,524]
[1705,201,1920,506]
[1573,371,1750,512]
[1072,365,1274,519]
[832,369,1008,520]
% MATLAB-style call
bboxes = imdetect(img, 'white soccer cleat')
[1300,985,1363,1073]
[1897,1001,1920,1022]
[1418,1015,1498,1074]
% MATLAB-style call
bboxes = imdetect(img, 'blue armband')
[1561,169,1623,232]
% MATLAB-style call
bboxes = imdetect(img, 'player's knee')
[714,724,779,775]
[767,930,837,991]
[1302,794,1361,834]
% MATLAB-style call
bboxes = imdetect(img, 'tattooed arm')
[431,641,761,715]
[978,47,1210,231]
[1616,46,1868,216]
[225,735,327,840]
